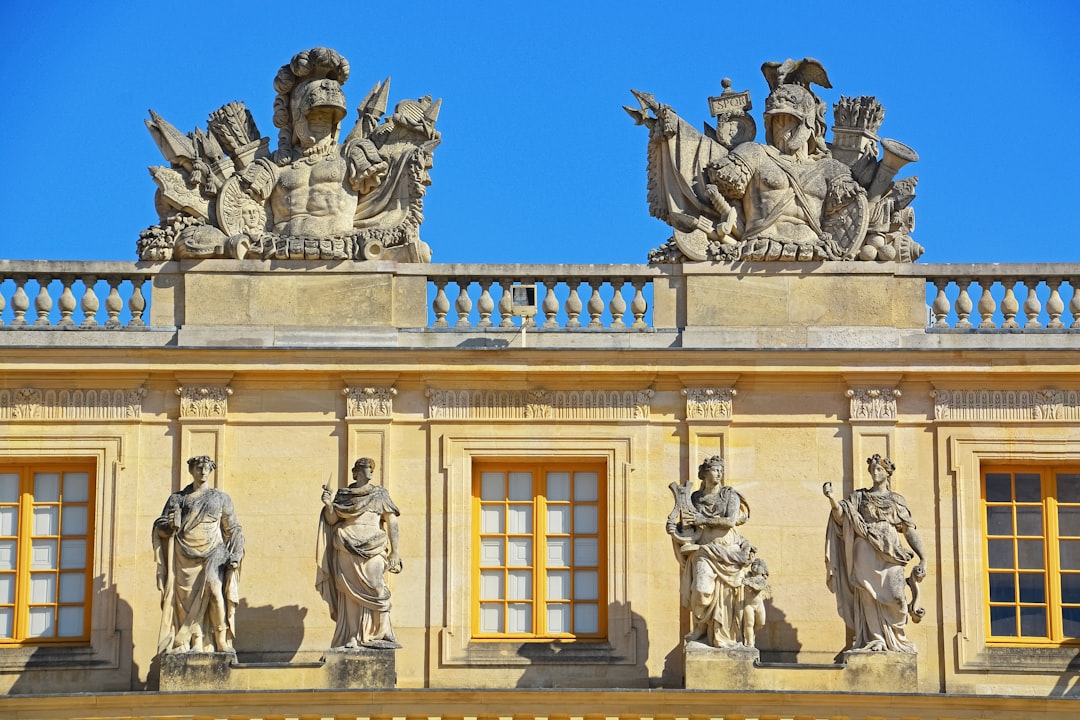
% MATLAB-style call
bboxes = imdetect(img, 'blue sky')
[1,1,1077,265]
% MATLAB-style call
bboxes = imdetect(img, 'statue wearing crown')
[139,47,440,263]
[627,58,922,263]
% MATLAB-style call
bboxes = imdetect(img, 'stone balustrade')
[910,264,1080,330]
[0,261,153,329]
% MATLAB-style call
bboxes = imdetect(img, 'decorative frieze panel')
[683,388,737,420]
[847,387,902,420]
[176,385,232,418]
[427,388,654,420]
[0,387,146,420]
[930,388,1080,421]
[345,386,397,418]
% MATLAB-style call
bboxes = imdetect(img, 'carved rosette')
[931,388,1078,421]
[344,386,397,418]
[847,387,901,420]
[0,387,146,420]
[683,388,737,420]
[426,388,654,420]
[176,386,232,418]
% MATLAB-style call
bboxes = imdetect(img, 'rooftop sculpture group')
[627,58,923,264]
[138,47,440,263]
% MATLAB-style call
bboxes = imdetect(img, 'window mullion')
[534,466,544,637]
[15,467,33,643]
[1046,467,1063,643]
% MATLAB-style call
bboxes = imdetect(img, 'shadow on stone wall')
[233,600,308,663]
[1050,649,1080,697]
[758,597,801,663]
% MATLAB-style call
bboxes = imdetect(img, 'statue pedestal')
[322,647,397,689]
[684,642,760,690]
[159,651,237,691]
[839,649,918,693]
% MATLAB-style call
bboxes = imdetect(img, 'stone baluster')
[931,279,951,328]
[105,278,124,328]
[954,278,973,329]
[432,279,450,328]
[542,279,560,328]
[58,277,77,327]
[587,280,605,328]
[1071,279,1080,329]
[1045,280,1064,329]
[454,280,473,328]
[0,282,5,326]
[609,279,627,329]
[630,279,648,329]
[33,276,53,327]
[128,277,147,327]
[476,280,494,327]
[565,279,583,328]
[1022,279,1043,328]
[977,279,997,328]
[10,276,29,327]
[498,279,514,327]
[80,276,100,327]
[1000,280,1019,328]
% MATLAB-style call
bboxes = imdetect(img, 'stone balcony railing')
[0,260,1077,349]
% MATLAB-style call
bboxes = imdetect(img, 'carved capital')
[683,387,737,419]
[344,386,397,418]
[176,385,232,418]
[847,387,901,421]
[0,387,146,420]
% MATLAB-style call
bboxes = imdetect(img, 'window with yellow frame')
[472,460,606,639]
[0,462,95,644]
[983,465,1080,645]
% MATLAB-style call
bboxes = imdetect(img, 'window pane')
[0,574,13,603]
[574,472,598,502]
[574,603,599,634]
[985,473,1012,502]
[1015,507,1042,536]
[480,472,504,500]
[1017,540,1044,569]
[480,570,504,600]
[1063,606,1080,639]
[988,572,1015,602]
[57,607,83,637]
[28,607,54,637]
[1018,573,1046,604]
[1061,540,1080,571]
[1060,506,1080,537]
[547,570,570,600]
[547,505,570,534]
[507,538,532,567]
[0,608,11,638]
[507,570,532,600]
[507,603,531,633]
[1014,473,1041,503]
[0,540,15,571]
[480,504,504,534]
[547,603,569,633]
[1061,573,1080,604]
[33,473,60,502]
[547,538,569,567]
[0,507,16,536]
[479,538,504,567]
[990,605,1016,636]
[1059,473,1080,504]
[30,574,56,603]
[987,539,1013,569]
[479,603,503,633]
[31,539,58,569]
[574,570,599,600]
[63,472,90,502]
[60,539,87,570]
[574,538,599,567]
[59,573,85,603]
[61,506,88,536]
[508,472,532,501]
[33,507,59,536]
[1020,606,1047,637]
[507,505,532,534]
[0,473,18,503]
[546,472,570,501]
[574,504,598,534]
[986,506,1012,536]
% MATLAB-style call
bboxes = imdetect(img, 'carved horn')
[868,138,919,202]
